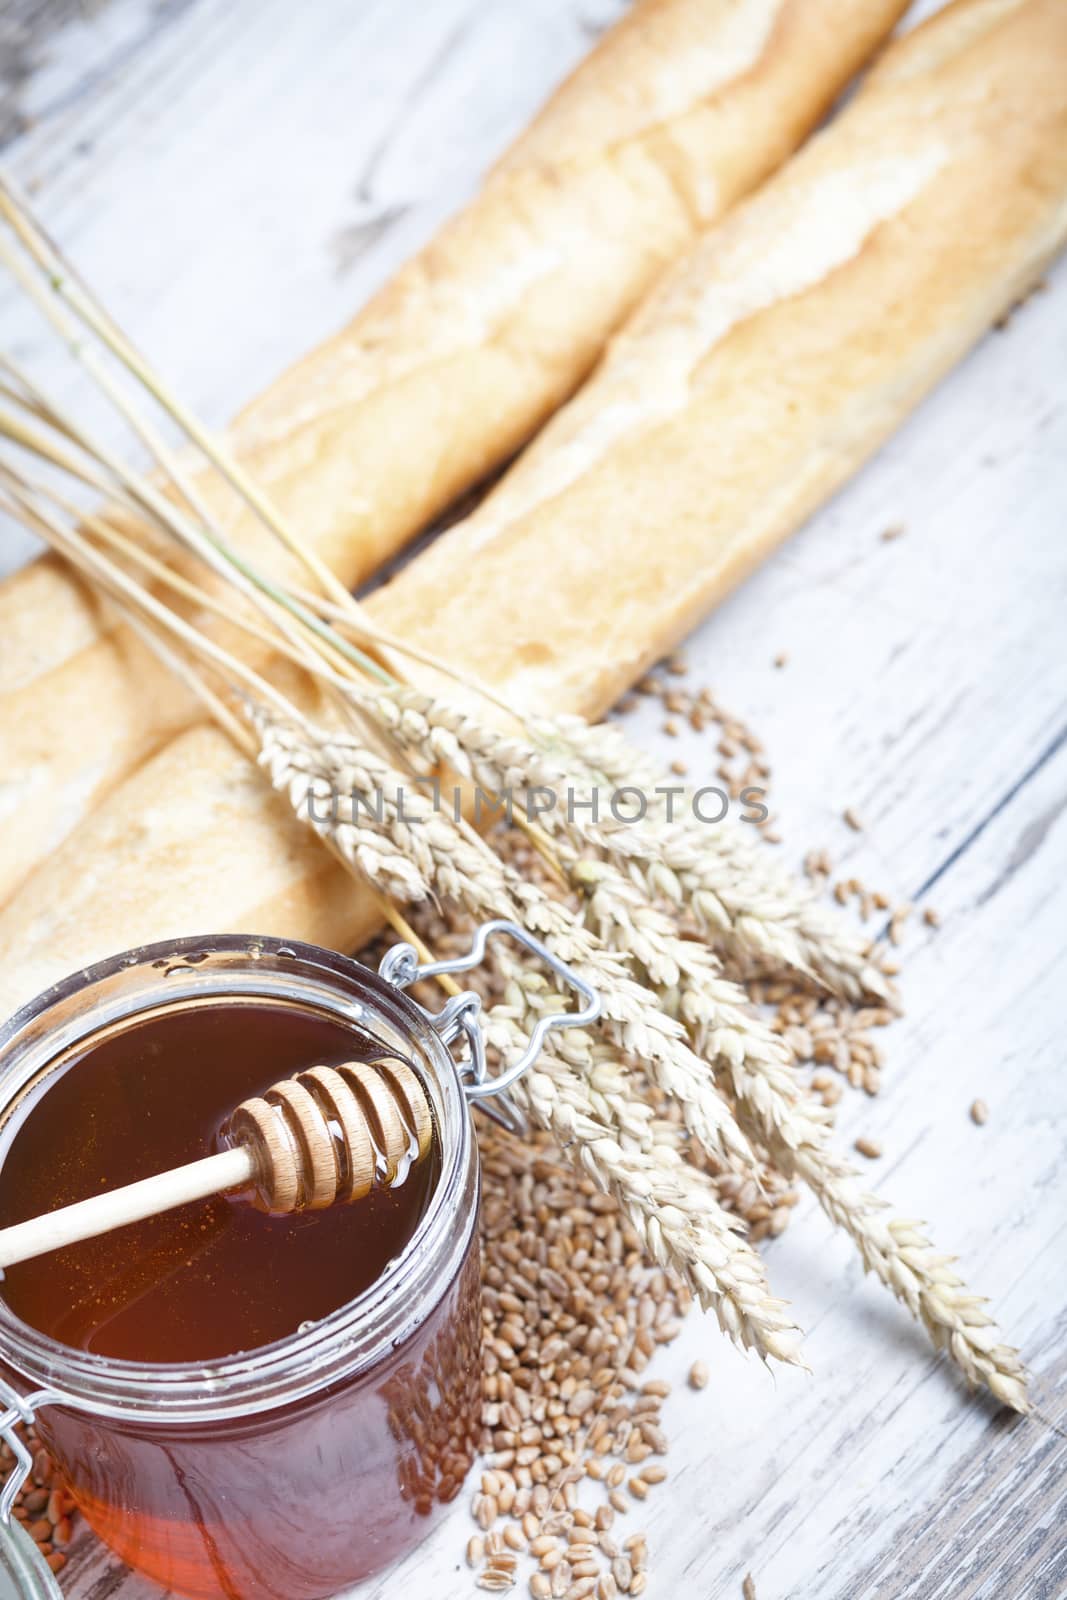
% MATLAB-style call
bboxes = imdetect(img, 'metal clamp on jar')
[0,922,598,1600]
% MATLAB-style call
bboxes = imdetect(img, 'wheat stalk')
[356,683,890,1001]
[486,964,805,1367]
[546,711,893,1002]
[574,861,821,1130]
[257,706,759,1181]
[575,854,1028,1408]
[266,689,1028,1408]
[256,707,810,1365]
[786,1146,1029,1411]
[568,853,1028,1408]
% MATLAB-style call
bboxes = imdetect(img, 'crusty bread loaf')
[0,725,367,1017]
[1,0,1064,1021]
[0,0,909,904]
[372,0,1067,714]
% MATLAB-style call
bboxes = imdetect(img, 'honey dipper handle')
[0,1056,435,1269]
[0,1144,255,1271]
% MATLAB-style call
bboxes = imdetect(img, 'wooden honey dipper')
[0,1057,434,1272]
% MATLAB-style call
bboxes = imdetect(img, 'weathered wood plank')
[841,1340,1067,1600]
[0,2,1065,1598]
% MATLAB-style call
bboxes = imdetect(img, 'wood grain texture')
[0,2,1065,1598]
[839,1338,1067,1599]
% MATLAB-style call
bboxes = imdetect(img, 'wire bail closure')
[378,918,599,1126]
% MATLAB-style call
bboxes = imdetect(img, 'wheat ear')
[360,684,888,1001]
[544,712,891,1002]
[256,707,760,1180]
[781,1144,1028,1411]
[487,964,806,1368]
[565,854,1027,1409]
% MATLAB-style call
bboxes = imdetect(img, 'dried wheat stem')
[574,857,832,1147]
[508,882,760,1179]
[0,171,356,617]
[256,712,439,904]
[659,953,1031,1411]
[719,1057,1028,1410]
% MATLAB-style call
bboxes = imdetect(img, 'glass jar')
[0,927,596,1600]
[0,935,483,1599]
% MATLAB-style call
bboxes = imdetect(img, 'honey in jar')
[0,937,484,1600]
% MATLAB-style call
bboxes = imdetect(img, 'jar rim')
[0,934,478,1425]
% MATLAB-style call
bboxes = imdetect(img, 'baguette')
[372,0,1067,714]
[0,0,910,903]
[2,0,1065,1021]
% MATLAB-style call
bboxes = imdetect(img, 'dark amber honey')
[0,998,438,1361]
[0,992,483,1599]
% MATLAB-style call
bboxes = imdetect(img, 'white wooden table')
[1,3,1065,1597]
